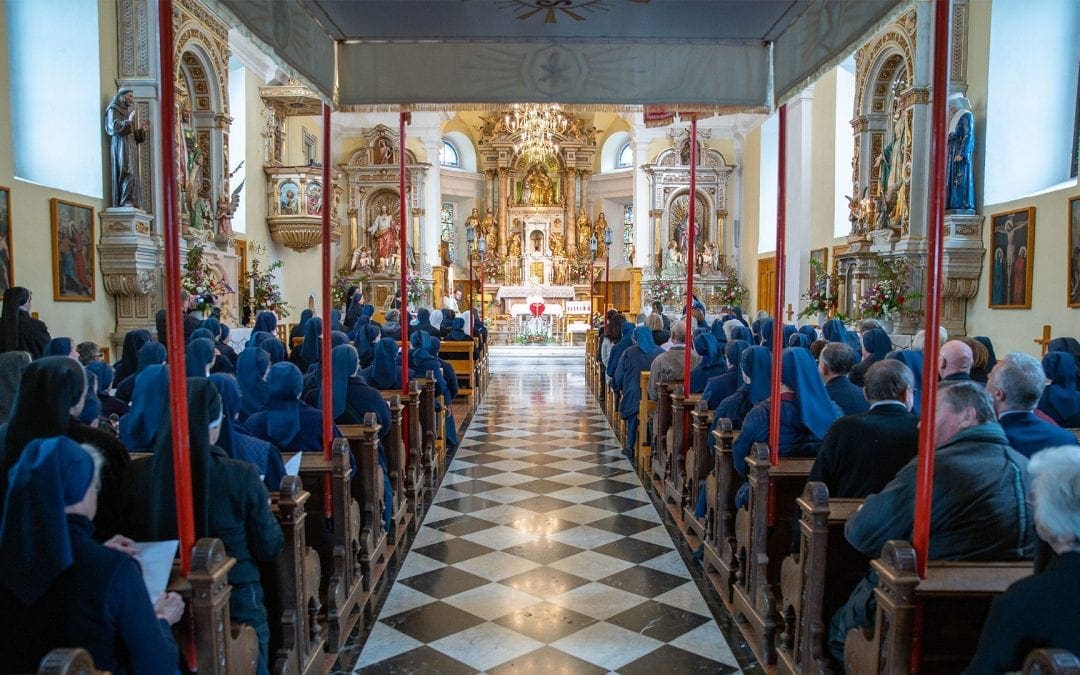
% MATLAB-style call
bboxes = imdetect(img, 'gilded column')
[565,169,577,246]
[498,168,511,256]
[650,209,664,272]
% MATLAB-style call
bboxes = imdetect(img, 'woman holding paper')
[0,437,182,673]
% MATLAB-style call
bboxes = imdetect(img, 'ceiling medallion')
[496,0,650,24]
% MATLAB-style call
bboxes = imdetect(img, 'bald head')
[939,339,973,379]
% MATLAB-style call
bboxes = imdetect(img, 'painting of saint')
[279,181,299,215]
[988,207,1035,309]
[1069,197,1080,307]
[50,199,95,301]
[307,182,322,216]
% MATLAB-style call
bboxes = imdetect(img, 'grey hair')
[384,309,400,322]
[938,380,996,425]
[857,318,885,334]
[723,318,743,342]
[670,320,687,344]
[645,313,663,331]
[992,352,1047,411]
[864,359,915,403]
[911,326,949,352]
[820,342,855,376]
[1028,445,1080,544]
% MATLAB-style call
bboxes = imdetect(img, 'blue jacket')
[732,394,826,477]
[998,411,1078,458]
[702,368,740,411]
[826,375,870,416]
[613,345,662,420]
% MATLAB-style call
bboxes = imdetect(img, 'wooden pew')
[703,421,740,605]
[413,375,439,490]
[438,340,477,407]
[776,482,866,675]
[635,371,655,476]
[37,649,105,675]
[650,381,678,488]
[336,420,392,604]
[295,442,364,651]
[1024,649,1080,674]
[844,540,1033,674]
[664,386,701,516]
[187,538,260,673]
[379,384,425,525]
[681,400,714,544]
[265,476,325,675]
[731,443,815,665]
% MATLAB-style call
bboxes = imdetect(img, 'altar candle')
[249,276,255,298]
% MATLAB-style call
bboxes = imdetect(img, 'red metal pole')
[400,113,410,395]
[913,0,952,581]
[769,105,788,467]
[157,0,195,576]
[479,248,485,323]
[682,117,698,387]
[320,104,334,520]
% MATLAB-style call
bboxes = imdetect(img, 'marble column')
[498,168,511,257]
[564,169,577,245]
[785,85,815,317]
[421,138,443,273]
[728,130,745,271]
[633,138,652,267]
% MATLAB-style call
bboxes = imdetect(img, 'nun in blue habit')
[712,345,772,433]
[128,378,283,675]
[0,437,180,673]
[292,316,323,372]
[343,291,362,333]
[112,328,152,384]
[730,324,753,344]
[428,336,460,449]
[321,345,393,531]
[732,348,840,500]
[1038,352,1080,427]
[200,317,237,368]
[414,308,436,335]
[115,342,166,403]
[782,324,798,348]
[260,337,285,364]
[236,347,270,421]
[289,308,313,344]
[301,331,352,404]
[612,326,664,454]
[119,364,169,453]
[605,321,635,382]
[186,337,216,378]
[849,328,892,387]
[352,316,378,368]
[44,337,76,359]
[689,333,725,394]
[788,333,813,350]
[209,373,286,491]
[702,339,751,411]
[822,318,862,363]
[360,338,403,390]
[330,309,344,333]
[86,360,127,419]
[408,332,457,448]
[888,350,924,416]
[252,311,277,337]
[244,362,342,455]
[799,324,819,342]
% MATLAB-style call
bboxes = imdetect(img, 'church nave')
[351,356,742,673]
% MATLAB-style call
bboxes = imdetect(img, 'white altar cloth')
[496,285,575,300]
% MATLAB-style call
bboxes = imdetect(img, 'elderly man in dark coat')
[987,352,1078,458]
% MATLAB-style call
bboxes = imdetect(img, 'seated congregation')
[0,284,487,673]
[592,301,1080,673]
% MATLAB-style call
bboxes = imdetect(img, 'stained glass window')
[440,140,459,167]
[616,142,633,168]
[441,203,455,262]
[623,205,634,263]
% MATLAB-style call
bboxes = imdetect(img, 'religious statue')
[465,207,480,234]
[215,188,233,235]
[663,239,683,275]
[523,164,555,206]
[188,149,208,227]
[508,232,523,258]
[368,205,398,264]
[698,241,719,275]
[105,88,150,208]
[595,212,610,258]
[350,246,374,272]
[890,162,911,229]
[877,108,909,201]
[549,230,566,257]
[576,208,592,253]
[373,136,394,164]
[946,96,976,212]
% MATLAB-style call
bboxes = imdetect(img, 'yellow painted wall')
[741,125,764,314]
[0,1,119,346]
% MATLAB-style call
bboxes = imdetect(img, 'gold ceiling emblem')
[496,0,650,24]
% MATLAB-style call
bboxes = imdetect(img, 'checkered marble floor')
[354,356,740,673]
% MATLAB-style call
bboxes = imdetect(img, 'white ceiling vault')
[211,0,910,109]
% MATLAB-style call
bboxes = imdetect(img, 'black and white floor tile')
[354,357,741,673]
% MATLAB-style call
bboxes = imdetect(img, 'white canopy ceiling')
[212,0,908,109]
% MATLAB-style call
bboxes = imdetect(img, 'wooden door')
[757,256,776,314]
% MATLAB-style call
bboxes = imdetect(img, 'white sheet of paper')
[134,540,179,602]
[285,453,303,476]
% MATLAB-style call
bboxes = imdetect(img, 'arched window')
[440,140,460,167]
[616,142,633,168]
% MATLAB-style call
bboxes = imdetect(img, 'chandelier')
[505,103,568,164]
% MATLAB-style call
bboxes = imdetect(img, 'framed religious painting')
[1069,196,1080,307]
[50,198,96,302]
[809,247,828,287]
[0,187,12,292]
[988,206,1035,309]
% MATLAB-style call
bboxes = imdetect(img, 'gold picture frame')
[50,198,96,302]
[1069,196,1080,308]
[988,206,1035,309]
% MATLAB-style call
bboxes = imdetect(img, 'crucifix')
[1034,324,1052,356]
[785,303,794,321]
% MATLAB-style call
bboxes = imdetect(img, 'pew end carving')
[188,537,260,674]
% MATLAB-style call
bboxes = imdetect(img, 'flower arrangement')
[513,327,552,345]
[405,271,431,307]
[331,266,368,309]
[647,279,680,305]
[857,255,922,320]
[797,258,838,319]
[716,268,748,308]
[248,258,291,319]
[481,254,503,282]
[182,242,232,315]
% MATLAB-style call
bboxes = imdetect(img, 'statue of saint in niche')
[105,88,150,208]
[946,95,975,212]
[368,205,398,263]
[523,164,555,206]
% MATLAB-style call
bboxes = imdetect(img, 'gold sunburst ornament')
[496,0,650,24]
